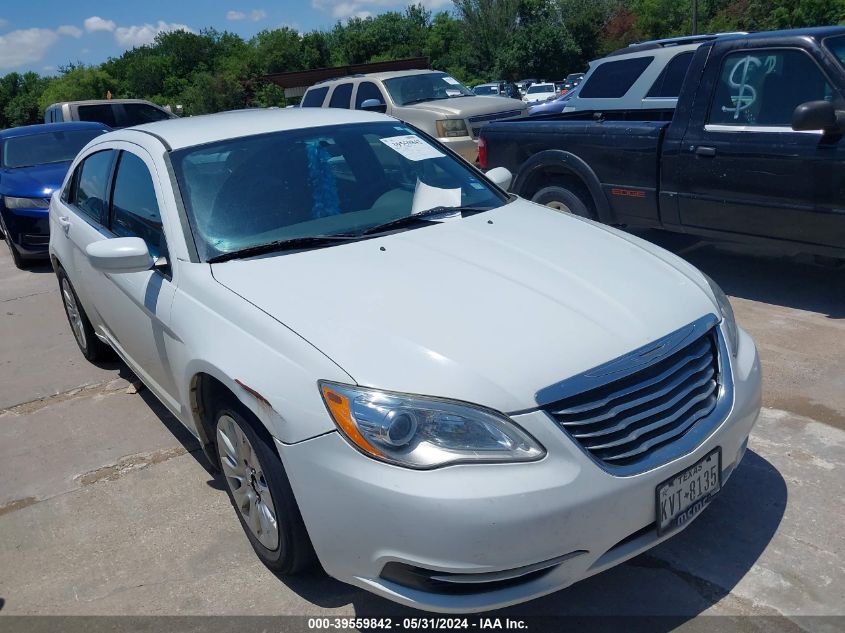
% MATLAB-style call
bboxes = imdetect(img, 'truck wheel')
[531,185,594,219]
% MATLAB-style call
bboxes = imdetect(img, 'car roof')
[315,68,443,85]
[0,121,110,139]
[717,25,845,44]
[118,107,396,151]
[47,99,165,107]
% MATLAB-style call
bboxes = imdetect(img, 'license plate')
[656,448,721,536]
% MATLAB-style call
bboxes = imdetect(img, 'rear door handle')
[695,146,717,157]
[57,216,72,235]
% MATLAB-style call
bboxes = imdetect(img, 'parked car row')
[20,30,845,613]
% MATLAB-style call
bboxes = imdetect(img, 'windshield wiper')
[402,96,452,106]
[360,206,489,236]
[208,234,361,263]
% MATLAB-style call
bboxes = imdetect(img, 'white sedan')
[49,108,761,613]
[522,82,558,104]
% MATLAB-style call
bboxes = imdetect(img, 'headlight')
[435,118,469,138]
[319,382,545,469]
[4,196,50,209]
[703,274,738,357]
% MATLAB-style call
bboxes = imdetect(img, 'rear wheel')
[215,404,315,574]
[57,268,113,362]
[531,184,594,219]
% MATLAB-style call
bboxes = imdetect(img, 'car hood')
[211,200,717,413]
[399,96,526,118]
[0,162,70,198]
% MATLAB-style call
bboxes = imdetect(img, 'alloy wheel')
[216,414,280,551]
[61,278,87,350]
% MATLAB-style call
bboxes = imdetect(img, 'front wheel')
[215,405,315,574]
[531,185,594,219]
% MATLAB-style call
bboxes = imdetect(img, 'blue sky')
[0,0,452,75]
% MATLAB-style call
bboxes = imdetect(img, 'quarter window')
[579,57,654,98]
[708,49,836,127]
[329,83,353,109]
[110,152,168,259]
[71,150,115,223]
[301,86,329,107]
[355,82,384,108]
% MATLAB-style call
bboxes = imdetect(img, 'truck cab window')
[708,49,835,127]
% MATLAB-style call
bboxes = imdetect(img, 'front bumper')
[0,207,50,257]
[279,326,761,613]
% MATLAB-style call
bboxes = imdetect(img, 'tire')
[56,267,113,362]
[214,404,315,575]
[531,184,595,219]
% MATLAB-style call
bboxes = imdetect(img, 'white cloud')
[0,28,59,70]
[313,0,451,20]
[228,8,267,21]
[57,24,83,38]
[114,21,194,48]
[84,16,116,33]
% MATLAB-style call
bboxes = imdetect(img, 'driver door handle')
[695,146,717,157]
[57,216,71,235]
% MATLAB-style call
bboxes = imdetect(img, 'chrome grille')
[543,322,721,470]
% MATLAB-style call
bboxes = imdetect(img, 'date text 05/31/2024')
[307,618,529,630]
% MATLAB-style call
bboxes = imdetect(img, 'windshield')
[473,85,498,95]
[1,129,107,169]
[383,72,473,106]
[824,35,845,68]
[171,122,508,261]
[527,84,554,94]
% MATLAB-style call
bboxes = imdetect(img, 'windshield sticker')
[411,179,461,217]
[380,135,445,161]
[443,76,460,85]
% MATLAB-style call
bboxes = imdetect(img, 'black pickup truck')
[480,27,845,258]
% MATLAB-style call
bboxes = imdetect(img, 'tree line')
[1,0,843,128]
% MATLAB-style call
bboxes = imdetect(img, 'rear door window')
[579,57,654,98]
[301,86,329,107]
[328,83,353,109]
[646,51,695,98]
[70,150,116,223]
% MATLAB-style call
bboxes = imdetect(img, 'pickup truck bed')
[481,27,845,258]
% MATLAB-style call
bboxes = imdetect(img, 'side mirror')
[360,99,387,114]
[86,237,154,274]
[792,100,845,134]
[486,166,513,190]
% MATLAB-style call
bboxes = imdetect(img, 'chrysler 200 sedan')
[48,108,761,612]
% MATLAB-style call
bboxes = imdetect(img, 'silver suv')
[563,33,746,113]
[301,70,528,163]
[44,99,176,128]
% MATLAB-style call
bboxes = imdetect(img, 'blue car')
[0,122,110,268]
[527,84,582,116]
